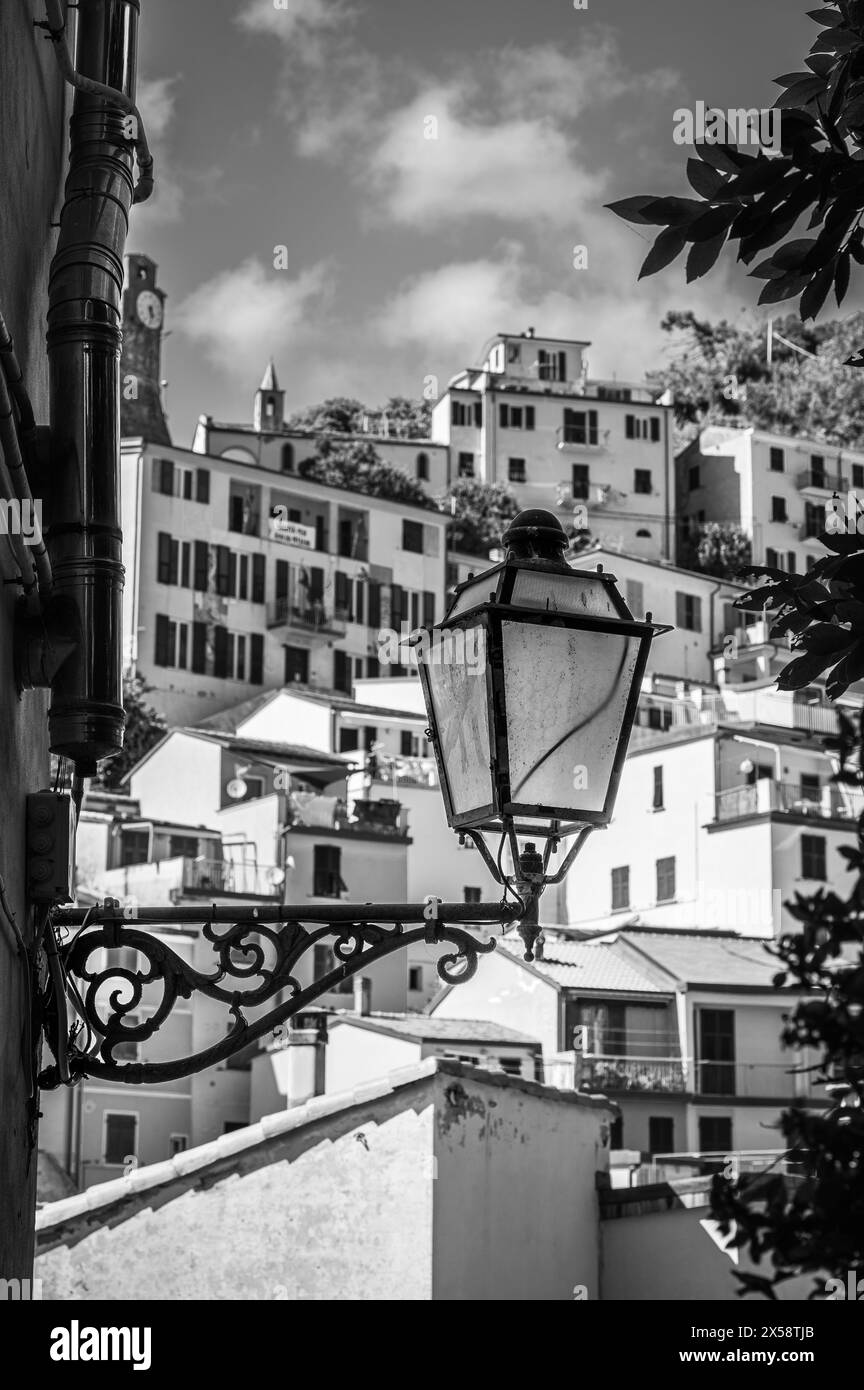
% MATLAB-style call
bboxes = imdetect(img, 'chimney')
[354,975,372,1017]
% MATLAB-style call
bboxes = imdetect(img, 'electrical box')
[26,792,74,904]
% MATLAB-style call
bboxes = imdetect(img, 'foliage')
[611,0,864,1296]
[100,674,166,789]
[443,478,521,556]
[287,395,431,438]
[297,436,437,509]
[648,309,864,450]
[679,520,753,577]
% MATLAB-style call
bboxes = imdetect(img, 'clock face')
[136,290,163,330]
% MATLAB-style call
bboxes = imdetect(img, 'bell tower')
[253,360,285,432]
[121,252,171,444]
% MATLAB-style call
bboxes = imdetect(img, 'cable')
[0,870,27,958]
[40,0,154,205]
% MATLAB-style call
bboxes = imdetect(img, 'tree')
[378,395,432,439]
[610,0,864,1297]
[443,478,521,557]
[100,675,166,789]
[649,309,864,451]
[298,436,436,509]
[679,521,753,578]
[286,397,366,433]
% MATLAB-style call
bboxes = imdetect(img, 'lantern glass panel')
[423,625,493,817]
[501,620,642,814]
[509,570,626,619]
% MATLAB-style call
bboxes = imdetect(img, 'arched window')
[416,452,429,481]
[636,529,651,539]
[281,443,295,473]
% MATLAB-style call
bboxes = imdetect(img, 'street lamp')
[417,509,666,957]
[41,510,665,1088]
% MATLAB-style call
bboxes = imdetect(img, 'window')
[771,496,787,523]
[157,532,178,586]
[408,967,423,992]
[508,457,526,483]
[656,856,676,903]
[801,834,826,881]
[634,469,652,494]
[648,1117,674,1154]
[250,633,264,685]
[675,592,702,632]
[333,650,352,695]
[313,845,346,898]
[285,646,309,685]
[281,444,294,473]
[403,519,424,553]
[636,529,652,539]
[698,1116,732,1154]
[611,866,630,912]
[451,400,472,427]
[787,551,796,574]
[156,458,174,495]
[169,1135,188,1157]
[538,348,567,381]
[169,835,199,859]
[804,501,824,539]
[800,773,821,804]
[338,727,360,754]
[119,829,149,867]
[400,730,416,757]
[154,614,175,667]
[104,1112,137,1166]
[498,1057,523,1076]
[609,1116,623,1148]
[195,468,209,504]
[688,465,700,491]
[229,495,245,533]
[562,408,597,444]
[457,452,475,478]
[625,579,644,615]
[416,452,429,481]
[625,415,660,441]
[766,547,779,568]
[463,887,482,904]
[769,447,785,472]
[810,454,825,483]
[853,463,864,489]
[698,1009,735,1095]
[500,403,535,430]
[571,464,590,500]
[652,766,664,811]
[251,554,266,604]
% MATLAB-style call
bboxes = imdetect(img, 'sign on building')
[269,516,316,550]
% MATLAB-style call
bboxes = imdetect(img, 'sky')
[128,0,822,444]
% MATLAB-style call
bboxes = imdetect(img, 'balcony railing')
[542,1055,818,1100]
[555,480,613,509]
[266,597,348,636]
[694,1060,817,1099]
[556,426,610,451]
[714,780,864,823]
[286,791,407,836]
[796,468,846,492]
[182,858,283,898]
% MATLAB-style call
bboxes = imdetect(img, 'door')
[698,1009,735,1095]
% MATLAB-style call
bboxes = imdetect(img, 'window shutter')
[368,582,381,628]
[473,400,482,427]
[194,541,209,592]
[154,614,171,666]
[157,532,172,584]
[158,458,174,495]
[191,622,207,674]
[250,633,264,685]
[499,404,509,428]
[275,559,289,601]
[196,468,210,504]
[625,415,634,440]
[650,417,660,442]
[526,405,535,430]
[391,583,405,625]
[252,554,266,604]
[213,625,229,679]
[558,351,567,381]
[675,592,686,628]
[423,591,435,626]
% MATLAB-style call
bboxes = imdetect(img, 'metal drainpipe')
[45,0,139,774]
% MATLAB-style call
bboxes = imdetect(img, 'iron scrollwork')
[39,901,520,1088]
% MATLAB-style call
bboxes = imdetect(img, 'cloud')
[236,0,352,45]
[137,76,179,140]
[173,257,331,372]
[131,76,184,228]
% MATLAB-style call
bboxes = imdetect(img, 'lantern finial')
[502,509,568,564]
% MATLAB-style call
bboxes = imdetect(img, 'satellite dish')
[267,866,286,886]
[284,856,296,872]
[227,778,248,800]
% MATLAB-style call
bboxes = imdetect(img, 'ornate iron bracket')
[38,897,530,1089]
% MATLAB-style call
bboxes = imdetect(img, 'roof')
[329,1012,541,1047]
[195,685,427,732]
[569,544,749,591]
[619,929,783,990]
[259,360,280,391]
[123,726,351,785]
[499,937,674,995]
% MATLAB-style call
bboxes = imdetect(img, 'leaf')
[723,158,793,197]
[772,237,818,268]
[801,623,857,655]
[776,648,846,689]
[686,158,726,199]
[685,206,737,242]
[640,196,706,226]
[686,232,728,281]
[805,53,837,75]
[638,226,687,279]
[749,256,783,279]
[775,71,821,88]
[836,248,851,305]
[806,9,845,25]
[757,271,812,304]
[800,260,838,319]
[775,77,828,108]
[845,346,864,366]
[605,196,663,225]
[695,143,747,175]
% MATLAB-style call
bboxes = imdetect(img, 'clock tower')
[121,252,171,445]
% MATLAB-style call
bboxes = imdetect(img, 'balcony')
[556,426,611,452]
[555,480,613,509]
[796,468,846,494]
[694,1060,818,1100]
[181,857,283,898]
[543,1055,687,1093]
[266,597,349,636]
[286,791,407,837]
[714,780,864,823]
[92,855,283,904]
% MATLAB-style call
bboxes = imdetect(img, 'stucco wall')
[429,947,561,1056]
[0,0,66,1274]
